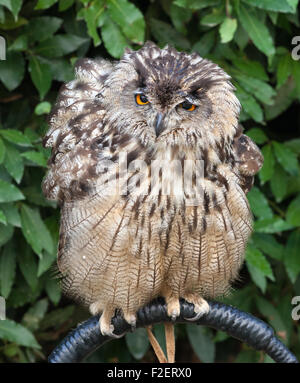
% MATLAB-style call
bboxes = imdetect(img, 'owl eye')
[135,93,149,105]
[180,101,196,111]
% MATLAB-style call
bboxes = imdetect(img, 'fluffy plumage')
[43,42,263,336]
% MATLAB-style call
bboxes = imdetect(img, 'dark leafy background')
[0,0,299,363]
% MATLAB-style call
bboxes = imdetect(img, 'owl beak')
[154,113,165,137]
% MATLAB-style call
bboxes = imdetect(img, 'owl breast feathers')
[42,42,263,336]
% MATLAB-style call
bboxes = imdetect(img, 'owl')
[43,42,263,341]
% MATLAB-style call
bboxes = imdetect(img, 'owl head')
[94,42,240,149]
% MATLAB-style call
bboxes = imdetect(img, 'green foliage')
[0,0,299,363]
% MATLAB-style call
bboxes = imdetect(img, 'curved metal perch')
[48,298,298,363]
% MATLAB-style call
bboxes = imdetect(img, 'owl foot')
[182,294,210,321]
[90,302,125,339]
[165,296,181,322]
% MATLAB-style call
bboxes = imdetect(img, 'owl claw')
[183,299,210,321]
[171,309,179,322]
[100,323,125,338]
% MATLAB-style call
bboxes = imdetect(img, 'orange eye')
[136,93,149,105]
[180,101,196,111]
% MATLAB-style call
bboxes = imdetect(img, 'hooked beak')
[154,113,166,137]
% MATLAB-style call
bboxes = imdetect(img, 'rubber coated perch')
[48,298,298,363]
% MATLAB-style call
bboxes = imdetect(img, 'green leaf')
[107,0,145,44]
[238,5,275,57]
[125,328,149,360]
[21,151,47,167]
[59,0,73,11]
[77,1,105,46]
[174,0,221,10]
[3,142,24,183]
[252,233,283,261]
[35,0,57,10]
[246,128,268,144]
[241,0,295,13]
[235,86,263,123]
[0,208,6,225]
[254,217,294,233]
[277,53,293,88]
[34,101,51,116]
[25,16,62,42]
[270,163,288,202]
[233,58,268,81]
[0,223,13,247]
[3,344,19,358]
[284,231,300,283]
[45,58,74,82]
[22,298,48,332]
[201,8,225,27]
[0,137,5,164]
[0,51,25,91]
[0,129,32,146]
[0,203,21,227]
[285,139,300,155]
[186,325,215,363]
[20,204,54,258]
[35,34,89,58]
[40,305,75,330]
[28,56,52,100]
[235,74,276,105]
[153,323,167,356]
[247,186,273,219]
[234,24,249,50]
[0,179,24,202]
[219,17,237,43]
[0,319,40,348]
[265,78,296,120]
[45,278,61,305]
[272,141,299,176]
[0,0,22,20]
[37,250,56,277]
[0,241,16,298]
[8,34,28,51]
[150,19,191,51]
[101,16,128,58]
[0,13,27,30]
[169,3,192,35]
[18,247,38,291]
[192,30,215,57]
[246,245,274,280]
[286,194,300,226]
[246,262,267,293]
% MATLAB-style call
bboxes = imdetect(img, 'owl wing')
[233,127,264,194]
[42,58,115,202]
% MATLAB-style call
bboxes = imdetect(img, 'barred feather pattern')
[43,43,263,333]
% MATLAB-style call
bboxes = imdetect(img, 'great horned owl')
[43,42,263,341]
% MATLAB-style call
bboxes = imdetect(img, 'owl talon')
[171,310,179,322]
[183,296,210,321]
[100,322,125,338]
